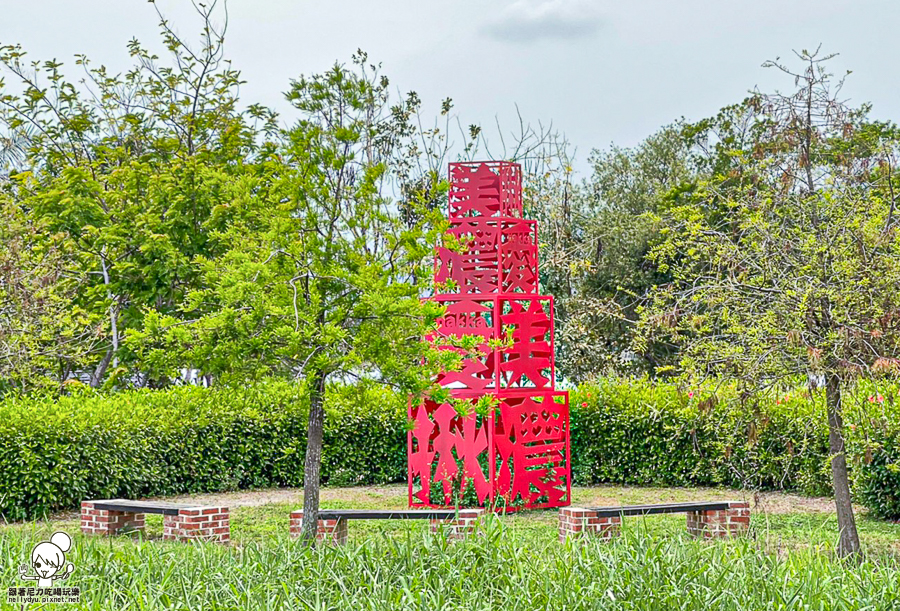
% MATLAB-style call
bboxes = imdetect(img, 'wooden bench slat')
[89,499,207,515]
[585,501,737,518]
[314,510,457,520]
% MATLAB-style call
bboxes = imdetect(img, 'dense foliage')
[850,409,900,520]
[531,125,692,379]
[0,3,467,540]
[5,378,900,521]
[570,380,831,495]
[0,381,404,521]
[0,6,455,398]
[636,51,900,556]
[4,3,900,564]
[0,6,271,392]
[573,379,900,523]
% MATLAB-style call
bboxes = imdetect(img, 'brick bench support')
[686,502,750,538]
[558,507,621,542]
[558,501,751,542]
[430,508,486,540]
[81,502,145,535]
[164,507,230,544]
[290,511,349,545]
[81,500,229,544]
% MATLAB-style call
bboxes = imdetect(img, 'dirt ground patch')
[155,485,408,509]
[571,485,837,514]
[145,484,837,515]
[39,483,839,523]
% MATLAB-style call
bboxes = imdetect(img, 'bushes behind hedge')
[3,377,900,521]
[846,394,900,520]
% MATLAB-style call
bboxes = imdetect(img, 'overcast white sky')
[2,0,897,173]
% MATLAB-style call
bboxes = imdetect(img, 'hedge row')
[569,381,832,496]
[0,381,405,521]
[3,378,900,520]
[570,378,900,520]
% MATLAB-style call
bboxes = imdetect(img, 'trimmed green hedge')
[847,392,900,520]
[0,381,407,521]
[571,378,900,519]
[570,380,832,495]
[3,377,900,520]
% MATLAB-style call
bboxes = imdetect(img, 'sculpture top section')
[448,161,523,219]
[436,161,538,296]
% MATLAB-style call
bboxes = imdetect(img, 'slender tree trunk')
[300,368,328,544]
[99,255,119,369]
[825,372,861,558]
[89,348,113,389]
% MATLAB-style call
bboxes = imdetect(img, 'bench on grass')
[81,499,230,544]
[289,508,486,545]
[558,501,750,542]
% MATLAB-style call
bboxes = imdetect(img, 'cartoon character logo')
[19,532,75,588]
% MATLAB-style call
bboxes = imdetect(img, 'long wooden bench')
[289,508,486,544]
[81,499,230,544]
[558,501,750,541]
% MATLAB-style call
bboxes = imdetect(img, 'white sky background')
[2,0,897,174]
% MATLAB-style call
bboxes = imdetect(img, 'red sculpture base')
[408,389,570,512]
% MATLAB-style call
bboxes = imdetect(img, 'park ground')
[3,484,896,553]
[2,485,899,609]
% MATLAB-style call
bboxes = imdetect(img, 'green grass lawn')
[1,485,899,610]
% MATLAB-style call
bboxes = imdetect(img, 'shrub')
[0,380,406,521]
[3,377,900,521]
[570,377,900,519]
[570,379,831,495]
[846,385,900,520]
[853,430,900,520]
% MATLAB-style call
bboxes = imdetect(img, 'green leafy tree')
[130,54,455,542]
[638,50,900,558]
[0,198,98,394]
[0,1,274,388]
[528,126,692,380]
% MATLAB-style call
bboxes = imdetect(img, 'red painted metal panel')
[410,161,570,512]
[427,296,498,392]
[434,218,538,295]
[498,297,554,389]
[448,161,523,219]
[499,219,538,294]
[493,392,570,511]
[408,397,492,507]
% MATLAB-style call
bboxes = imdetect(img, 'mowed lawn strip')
[2,484,897,555]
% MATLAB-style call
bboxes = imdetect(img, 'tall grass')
[2,519,897,610]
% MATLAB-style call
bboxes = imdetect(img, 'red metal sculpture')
[408,161,571,512]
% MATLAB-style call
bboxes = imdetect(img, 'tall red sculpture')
[408,161,571,512]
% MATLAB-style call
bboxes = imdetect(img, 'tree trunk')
[300,369,328,544]
[825,372,861,558]
[89,348,113,388]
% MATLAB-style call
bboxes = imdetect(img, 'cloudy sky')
[3,0,897,173]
